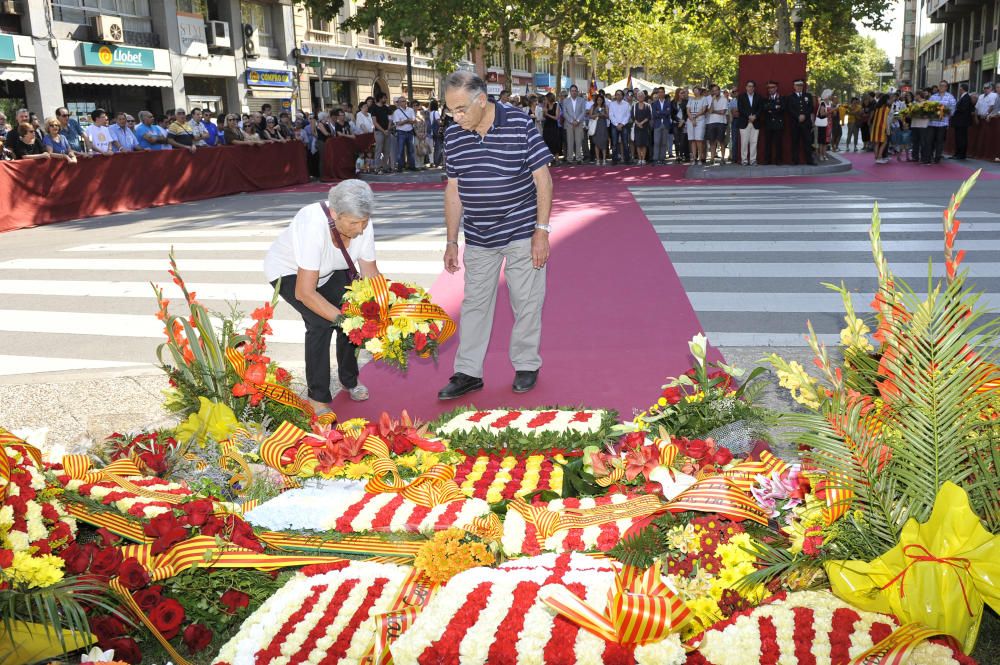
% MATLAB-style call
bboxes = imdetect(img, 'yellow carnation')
[7,551,65,589]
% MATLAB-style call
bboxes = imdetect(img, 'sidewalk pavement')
[0,348,813,456]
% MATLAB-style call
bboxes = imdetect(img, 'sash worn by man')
[437,71,554,400]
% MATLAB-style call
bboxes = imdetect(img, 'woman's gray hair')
[443,70,487,98]
[328,179,375,219]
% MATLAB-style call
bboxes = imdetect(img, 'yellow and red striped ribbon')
[0,428,44,498]
[366,568,439,665]
[721,450,791,493]
[256,531,425,557]
[664,476,770,525]
[465,512,504,541]
[849,623,959,665]
[65,502,151,542]
[61,454,187,505]
[819,471,854,525]
[509,494,666,544]
[259,420,314,476]
[225,346,320,420]
[541,561,689,646]
[342,275,456,361]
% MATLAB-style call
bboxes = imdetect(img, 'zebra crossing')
[0,190,449,378]
[632,184,1000,347]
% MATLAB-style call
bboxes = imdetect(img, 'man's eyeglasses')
[58,113,69,118]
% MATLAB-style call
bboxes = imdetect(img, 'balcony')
[927,0,980,23]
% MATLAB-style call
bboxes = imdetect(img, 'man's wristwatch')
[534,224,552,233]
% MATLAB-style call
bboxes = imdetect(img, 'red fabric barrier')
[738,53,809,164]
[0,142,308,233]
[944,120,1000,160]
[321,133,375,182]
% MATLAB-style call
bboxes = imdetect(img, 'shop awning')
[247,87,293,99]
[61,71,173,87]
[0,66,35,83]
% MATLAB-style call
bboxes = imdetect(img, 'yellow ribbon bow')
[541,561,690,645]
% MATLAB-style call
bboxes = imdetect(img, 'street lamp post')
[791,0,804,53]
[401,34,416,103]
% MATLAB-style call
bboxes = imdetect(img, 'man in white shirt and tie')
[608,90,632,164]
[561,85,587,164]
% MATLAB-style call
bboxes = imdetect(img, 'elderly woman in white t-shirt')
[263,179,380,412]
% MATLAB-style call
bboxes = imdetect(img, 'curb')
[361,169,447,184]
[686,151,853,179]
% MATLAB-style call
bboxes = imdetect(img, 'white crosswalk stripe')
[0,191,451,378]
[632,184,1000,348]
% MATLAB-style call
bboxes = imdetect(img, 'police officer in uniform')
[763,81,785,165]
[785,78,816,166]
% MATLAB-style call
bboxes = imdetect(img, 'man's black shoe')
[438,373,483,400]
[512,370,539,393]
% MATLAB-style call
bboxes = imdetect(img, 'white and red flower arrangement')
[438,409,605,436]
[212,559,409,665]
[453,452,568,503]
[55,472,196,522]
[688,590,975,665]
[100,430,179,477]
[390,552,685,665]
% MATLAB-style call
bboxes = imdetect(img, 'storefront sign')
[246,68,293,87]
[954,60,970,82]
[81,43,154,70]
[487,83,502,95]
[0,34,14,62]
[177,12,209,58]
[280,99,292,113]
[982,51,998,71]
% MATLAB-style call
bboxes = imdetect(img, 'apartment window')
[177,0,206,13]
[310,13,331,33]
[365,22,378,45]
[487,49,502,69]
[512,50,527,71]
[535,56,550,74]
[241,1,275,52]
[50,0,154,38]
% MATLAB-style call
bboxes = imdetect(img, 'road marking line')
[663,239,1000,252]
[63,240,449,253]
[0,355,148,376]
[0,258,443,275]
[672,262,995,278]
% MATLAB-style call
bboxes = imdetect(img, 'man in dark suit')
[950,83,973,160]
[786,78,816,165]
[762,81,785,165]
[736,80,765,165]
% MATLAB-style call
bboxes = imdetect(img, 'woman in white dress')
[685,86,710,165]
[353,101,375,172]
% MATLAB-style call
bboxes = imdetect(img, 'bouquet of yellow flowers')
[909,100,944,119]
[336,275,455,371]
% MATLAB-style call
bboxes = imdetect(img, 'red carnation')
[182,498,215,528]
[30,540,51,555]
[41,503,60,521]
[360,301,381,319]
[101,637,141,665]
[348,328,364,345]
[414,331,428,352]
[388,282,416,299]
[133,586,164,612]
[220,589,250,614]
[89,547,124,578]
[183,623,214,653]
[274,367,292,385]
[117,557,150,591]
[0,548,13,569]
[149,598,185,640]
[90,615,127,643]
[360,320,380,339]
[138,450,168,475]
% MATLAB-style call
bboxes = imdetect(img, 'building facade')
[0,0,300,122]
[916,0,998,91]
[290,2,442,115]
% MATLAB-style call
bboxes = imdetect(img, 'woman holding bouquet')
[263,179,380,412]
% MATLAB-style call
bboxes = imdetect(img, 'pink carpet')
[335,177,719,421]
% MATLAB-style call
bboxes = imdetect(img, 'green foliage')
[555,456,606,498]
[608,523,664,569]
[775,172,1000,563]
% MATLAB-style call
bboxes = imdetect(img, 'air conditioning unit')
[206,20,231,49]
[92,15,125,43]
[243,24,258,57]
[0,1,21,16]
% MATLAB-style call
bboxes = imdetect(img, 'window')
[50,0,154,40]
[535,56,550,74]
[487,49,502,69]
[310,13,331,33]
[512,49,527,72]
[177,0,206,13]
[241,1,275,53]
[365,22,378,45]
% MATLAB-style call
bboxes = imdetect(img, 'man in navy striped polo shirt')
[437,71,554,400]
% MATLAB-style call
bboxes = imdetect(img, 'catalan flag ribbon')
[0,428,43,498]
[226,346,319,420]
[541,561,689,646]
[849,623,960,665]
[367,568,439,665]
[509,494,666,544]
[61,454,186,505]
